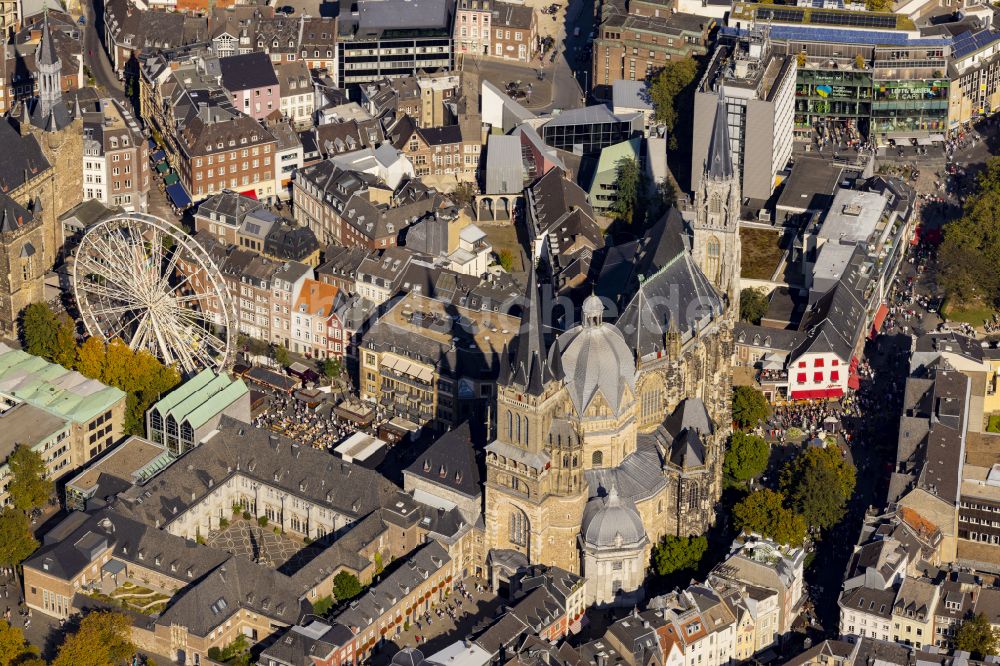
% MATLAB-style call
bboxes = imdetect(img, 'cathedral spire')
[705,84,733,182]
[506,263,558,396]
[35,11,63,124]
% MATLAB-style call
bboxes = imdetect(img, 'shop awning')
[163,173,179,186]
[790,388,844,400]
[151,149,165,162]
[848,373,861,391]
[870,303,890,337]
[240,189,258,200]
[156,162,170,174]
[165,183,192,209]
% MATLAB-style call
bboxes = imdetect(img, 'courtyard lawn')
[741,228,787,281]
[483,224,524,273]
[943,299,996,327]
[987,415,1000,433]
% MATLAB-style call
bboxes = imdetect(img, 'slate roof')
[839,586,896,620]
[527,168,594,240]
[404,422,481,500]
[0,121,51,193]
[706,87,733,180]
[160,553,306,636]
[585,440,666,503]
[417,125,463,146]
[116,417,401,528]
[220,51,279,92]
[24,506,230,585]
[0,194,34,233]
[261,622,353,666]
[601,209,723,358]
[334,541,451,631]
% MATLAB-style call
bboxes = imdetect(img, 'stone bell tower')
[691,84,742,310]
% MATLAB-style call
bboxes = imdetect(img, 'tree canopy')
[724,432,770,483]
[323,358,341,379]
[649,58,700,147]
[53,611,135,666]
[497,248,515,272]
[79,339,181,435]
[956,613,1000,659]
[732,489,807,546]
[20,303,76,369]
[6,445,52,514]
[273,344,290,367]
[732,386,770,430]
[780,446,856,531]
[739,288,769,325]
[333,571,363,601]
[939,156,1000,309]
[0,620,35,666]
[611,157,643,226]
[18,303,180,436]
[651,535,708,577]
[0,509,38,569]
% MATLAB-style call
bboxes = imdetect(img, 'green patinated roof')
[0,345,125,424]
[151,369,248,430]
[182,380,248,429]
[151,368,216,414]
[595,137,641,174]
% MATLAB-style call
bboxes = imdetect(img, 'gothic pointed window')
[509,507,529,548]
[709,193,722,215]
[688,484,700,510]
[706,237,721,283]
[592,450,603,467]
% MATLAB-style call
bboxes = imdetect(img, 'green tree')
[7,445,53,513]
[865,0,892,10]
[449,182,478,207]
[0,509,38,570]
[780,446,857,531]
[0,620,33,666]
[333,570,363,601]
[312,595,335,615]
[611,157,643,225]
[651,535,708,576]
[739,288,769,325]
[20,303,58,361]
[497,248,515,272]
[53,611,135,666]
[75,336,106,379]
[323,358,341,379]
[649,58,700,148]
[939,157,1000,307]
[956,613,1000,659]
[52,314,78,369]
[273,344,290,366]
[732,489,807,546]
[732,386,770,430]
[724,432,770,483]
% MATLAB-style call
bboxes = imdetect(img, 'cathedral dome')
[581,485,646,549]
[557,297,637,415]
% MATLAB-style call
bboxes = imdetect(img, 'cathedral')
[483,89,742,608]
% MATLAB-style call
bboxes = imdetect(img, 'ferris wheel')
[72,212,235,374]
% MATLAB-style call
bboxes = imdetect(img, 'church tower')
[692,85,742,308]
[20,11,83,264]
[483,265,587,575]
[35,14,62,123]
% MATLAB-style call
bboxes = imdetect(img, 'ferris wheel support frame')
[71,211,237,374]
